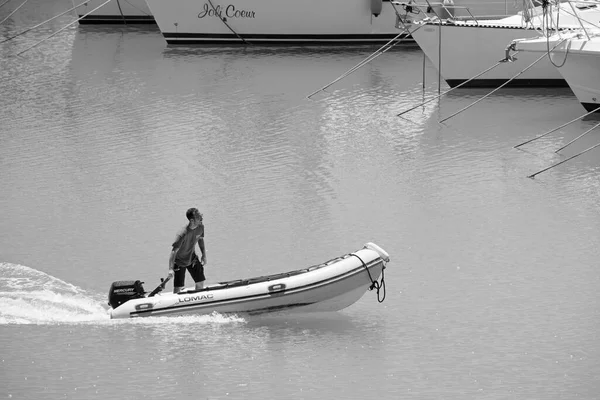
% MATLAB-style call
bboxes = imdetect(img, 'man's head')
[186,208,203,225]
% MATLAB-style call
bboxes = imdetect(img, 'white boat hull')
[552,40,600,112]
[410,23,566,87]
[513,33,600,112]
[75,0,154,24]
[109,242,390,319]
[407,4,600,87]
[144,0,403,44]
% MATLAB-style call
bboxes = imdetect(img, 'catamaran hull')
[109,242,389,319]
[144,0,404,45]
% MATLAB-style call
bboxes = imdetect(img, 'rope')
[306,28,411,99]
[15,0,112,56]
[514,104,600,148]
[528,140,600,179]
[547,34,570,68]
[0,0,12,10]
[207,0,251,45]
[116,0,127,24]
[0,0,90,44]
[121,0,151,17]
[351,254,386,303]
[0,0,27,26]
[396,58,507,117]
[439,37,568,123]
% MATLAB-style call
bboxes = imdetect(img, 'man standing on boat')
[168,208,207,293]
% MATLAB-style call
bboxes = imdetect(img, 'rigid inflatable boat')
[108,242,389,319]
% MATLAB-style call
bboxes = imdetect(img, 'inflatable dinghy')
[108,242,389,319]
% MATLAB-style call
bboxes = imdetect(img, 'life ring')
[371,0,383,17]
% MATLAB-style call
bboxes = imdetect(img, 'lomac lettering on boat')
[197,4,256,19]
[178,293,214,303]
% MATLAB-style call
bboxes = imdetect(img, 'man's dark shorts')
[173,256,205,288]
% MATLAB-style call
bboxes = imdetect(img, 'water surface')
[1,1,600,399]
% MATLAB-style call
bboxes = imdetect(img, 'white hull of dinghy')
[109,243,389,319]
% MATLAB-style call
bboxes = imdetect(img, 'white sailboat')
[510,28,600,111]
[401,0,600,87]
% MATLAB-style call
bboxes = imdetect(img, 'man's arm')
[197,238,206,266]
[168,247,179,278]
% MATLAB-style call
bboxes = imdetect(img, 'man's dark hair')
[186,208,199,221]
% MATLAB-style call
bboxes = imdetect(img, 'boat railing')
[395,0,600,38]
[557,0,600,40]
[392,1,515,29]
[514,0,600,41]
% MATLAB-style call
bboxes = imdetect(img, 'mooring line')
[396,58,508,117]
[1,0,89,44]
[439,38,568,124]
[555,120,600,153]
[306,29,417,100]
[528,141,600,179]
[0,0,27,25]
[115,0,127,24]
[16,0,112,56]
[514,105,600,148]
[119,0,151,17]
[305,0,428,100]
[207,0,250,45]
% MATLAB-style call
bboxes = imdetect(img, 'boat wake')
[0,262,109,324]
[0,263,245,325]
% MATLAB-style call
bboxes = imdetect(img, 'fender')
[371,0,383,17]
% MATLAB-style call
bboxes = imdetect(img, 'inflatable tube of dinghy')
[364,242,390,262]
[371,0,383,17]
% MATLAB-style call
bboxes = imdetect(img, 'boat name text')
[179,293,214,303]
[198,4,256,19]
[113,288,135,293]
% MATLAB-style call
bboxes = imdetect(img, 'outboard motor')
[108,280,145,309]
